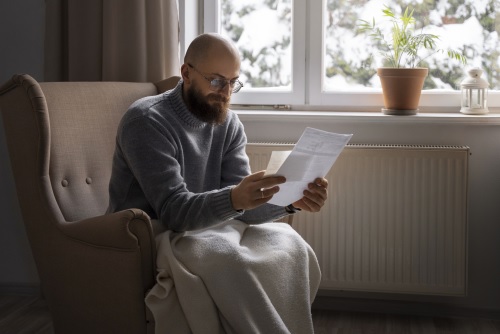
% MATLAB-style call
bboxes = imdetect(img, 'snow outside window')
[204,0,500,110]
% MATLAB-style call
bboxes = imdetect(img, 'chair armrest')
[57,208,157,293]
[59,208,154,251]
[42,209,158,332]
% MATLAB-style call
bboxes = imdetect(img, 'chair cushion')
[41,81,158,221]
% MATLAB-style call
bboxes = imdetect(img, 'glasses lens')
[208,78,243,93]
[209,79,227,91]
[232,81,243,93]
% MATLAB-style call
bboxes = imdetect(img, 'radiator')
[246,143,469,296]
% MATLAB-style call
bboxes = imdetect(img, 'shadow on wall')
[0,0,45,292]
[0,0,45,83]
[0,116,40,292]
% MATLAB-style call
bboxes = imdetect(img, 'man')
[108,33,327,333]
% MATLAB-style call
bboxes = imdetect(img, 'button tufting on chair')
[61,179,69,187]
[86,177,92,184]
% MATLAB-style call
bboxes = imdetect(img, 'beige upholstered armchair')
[0,74,180,334]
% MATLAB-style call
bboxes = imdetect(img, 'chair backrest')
[0,74,179,223]
[41,81,158,221]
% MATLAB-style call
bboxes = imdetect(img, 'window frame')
[198,0,500,111]
[203,0,307,105]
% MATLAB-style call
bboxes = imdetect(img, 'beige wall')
[0,0,44,292]
[0,1,45,83]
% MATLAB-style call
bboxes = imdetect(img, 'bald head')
[180,33,241,116]
[184,33,240,67]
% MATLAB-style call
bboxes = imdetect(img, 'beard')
[186,85,230,125]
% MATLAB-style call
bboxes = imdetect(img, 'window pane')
[323,0,500,92]
[219,0,293,91]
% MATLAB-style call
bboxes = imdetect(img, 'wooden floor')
[312,309,500,334]
[1,294,500,334]
[0,295,53,334]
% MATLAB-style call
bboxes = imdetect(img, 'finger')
[314,177,329,188]
[246,170,267,181]
[259,175,286,189]
[250,190,278,208]
[246,171,285,193]
[303,193,324,210]
[258,185,281,200]
[301,195,321,212]
[307,183,328,200]
[303,187,326,207]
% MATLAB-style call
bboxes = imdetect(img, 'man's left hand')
[292,177,328,212]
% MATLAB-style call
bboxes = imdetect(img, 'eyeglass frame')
[187,63,244,93]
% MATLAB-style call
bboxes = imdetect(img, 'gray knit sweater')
[107,80,288,231]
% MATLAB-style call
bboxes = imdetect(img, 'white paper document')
[264,127,353,206]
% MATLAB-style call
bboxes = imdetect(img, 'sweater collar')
[168,79,208,128]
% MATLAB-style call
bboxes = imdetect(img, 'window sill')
[235,109,500,125]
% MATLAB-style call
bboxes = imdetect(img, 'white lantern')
[460,67,489,115]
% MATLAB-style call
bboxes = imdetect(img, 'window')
[203,0,500,110]
[205,0,305,105]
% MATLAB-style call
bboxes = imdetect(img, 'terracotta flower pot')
[377,67,428,115]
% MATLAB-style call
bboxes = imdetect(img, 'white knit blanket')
[145,219,321,334]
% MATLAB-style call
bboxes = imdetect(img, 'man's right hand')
[230,171,286,211]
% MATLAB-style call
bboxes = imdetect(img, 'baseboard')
[0,283,41,296]
[312,294,500,320]
[2,283,499,320]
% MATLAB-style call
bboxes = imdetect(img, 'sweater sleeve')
[118,114,243,232]
[239,203,291,224]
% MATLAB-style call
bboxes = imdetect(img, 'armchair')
[0,74,180,334]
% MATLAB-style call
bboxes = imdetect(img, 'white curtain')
[44,0,180,82]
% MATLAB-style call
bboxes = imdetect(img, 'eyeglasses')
[188,63,243,93]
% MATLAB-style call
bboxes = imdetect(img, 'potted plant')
[357,5,467,115]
